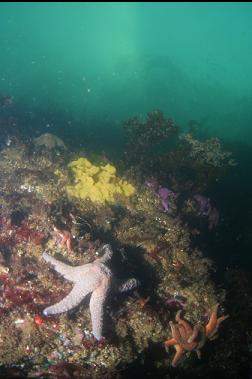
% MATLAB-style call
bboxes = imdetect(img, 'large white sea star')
[42,244,138,340]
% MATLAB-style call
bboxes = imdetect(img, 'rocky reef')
[0,113,246,379]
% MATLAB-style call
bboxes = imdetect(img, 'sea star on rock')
[164,310,205,367]
[204,303,229,340]
[164,304,229,367]
[52,226,74,253]
[193,194,220,230]
[42,244,138,340]
[157,187,175,212]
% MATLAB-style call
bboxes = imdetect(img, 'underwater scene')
[0,2,252,379]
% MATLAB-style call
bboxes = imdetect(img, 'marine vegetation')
[123,112,236,195]
[179,133,236,168]
[123,110,178,168]
[153,135,235,194]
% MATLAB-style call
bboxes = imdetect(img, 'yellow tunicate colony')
[66,157,135,204]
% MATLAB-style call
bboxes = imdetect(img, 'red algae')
[0,216,47,248]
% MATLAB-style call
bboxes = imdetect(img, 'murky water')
[0,3,251,379]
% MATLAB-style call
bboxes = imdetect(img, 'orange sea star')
[204,303,229,340]
[164,304,229,367]
[52,226,73,253]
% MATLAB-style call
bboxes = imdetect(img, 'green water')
[0,5,251,376]
[1,2,252,152]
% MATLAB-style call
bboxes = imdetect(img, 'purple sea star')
[194,194,219,230]
[145,178,175,212]
[157,187,175,212]
[194,194,211,215]
[208,207,219,230]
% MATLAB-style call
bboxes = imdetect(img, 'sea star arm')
[205,303,229,340]
[98,244,113,264]
[43,284,91,315]
[172,344,184,367]
[205,303,219,337]
[170,320,198,352]
[169,321,185,346]
[62,233,73,253]
[117,278,139,293]
[66,237,73,253]
[42,252,75,281]
[164,338,176,346]
[187,323,203,343]
[175,310,193,337]
[196,349,201,359]
[89,276,110,340]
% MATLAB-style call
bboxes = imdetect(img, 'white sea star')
[42,244,138,340]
